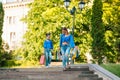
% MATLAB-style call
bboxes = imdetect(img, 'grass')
[100,63,120,77]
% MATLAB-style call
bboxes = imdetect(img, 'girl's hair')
[46,33,50,36]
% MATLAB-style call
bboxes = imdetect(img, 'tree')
[103,0,120,63]
[109,0,120,63]
[91,0,106,64]
[0,2,4,66]
[0,2,4,50]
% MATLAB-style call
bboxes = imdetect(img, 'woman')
[60,27,75,71]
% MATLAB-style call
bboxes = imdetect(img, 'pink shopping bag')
[40,55,45,65]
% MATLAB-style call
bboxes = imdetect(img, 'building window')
[13,16,16,24]
[8,16,12,24]
[10,32,16,49]
[10,32,16,42]
[8,16,16,24]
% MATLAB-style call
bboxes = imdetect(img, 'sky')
[0,0,18,3]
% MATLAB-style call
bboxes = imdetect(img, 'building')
[2,0,33,50]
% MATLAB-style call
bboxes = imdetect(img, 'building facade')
[2,0,33,50]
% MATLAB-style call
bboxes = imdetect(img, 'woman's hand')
[62,42,68,45]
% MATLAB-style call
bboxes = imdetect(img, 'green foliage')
[91,0,106,64]
[103,0,120,63]
[90,0,120,64]
[0,50,15,67]
[0,2,5,67]
[0,2,4,45]
[0,2,4,50]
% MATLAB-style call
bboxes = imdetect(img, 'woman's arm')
[70,35,75,48]
[60,34,63,47]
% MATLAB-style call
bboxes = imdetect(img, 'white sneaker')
[46,66,49,68]
[48,64,51,67]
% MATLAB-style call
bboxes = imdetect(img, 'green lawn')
[101,64,120,77]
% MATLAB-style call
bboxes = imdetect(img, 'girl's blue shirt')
[60,34,75,48]
[44,39,53,49]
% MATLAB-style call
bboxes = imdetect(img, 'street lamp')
[64,0,85,35]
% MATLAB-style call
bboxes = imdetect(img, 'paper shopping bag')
[40,55,45,65]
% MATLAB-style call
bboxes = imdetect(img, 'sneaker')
[63,68,67,71]
[46,66,49,68]
[48,64,51,67]
[66,65,71,69]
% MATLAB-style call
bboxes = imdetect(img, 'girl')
[44,33,53,68]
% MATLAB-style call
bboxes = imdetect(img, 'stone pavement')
[0,63,104,80]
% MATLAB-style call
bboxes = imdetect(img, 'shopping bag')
[72,47,80,60]
[40,55,45,65]
[57,50,62,60]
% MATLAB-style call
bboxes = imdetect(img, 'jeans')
[61,45,71,68]
[44,49,52,66]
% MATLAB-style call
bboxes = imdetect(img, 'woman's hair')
[62,27,69,34]
[62,27,67,31]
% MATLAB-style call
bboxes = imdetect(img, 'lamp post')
[64,0,85,36]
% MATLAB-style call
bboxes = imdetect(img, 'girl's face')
[47,35,50,39]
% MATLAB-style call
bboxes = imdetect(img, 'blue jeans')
[61,45,71,68]
[44,49,52,66]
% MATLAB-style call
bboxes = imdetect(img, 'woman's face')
[64,30,68,34]
[62,30,66,34]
